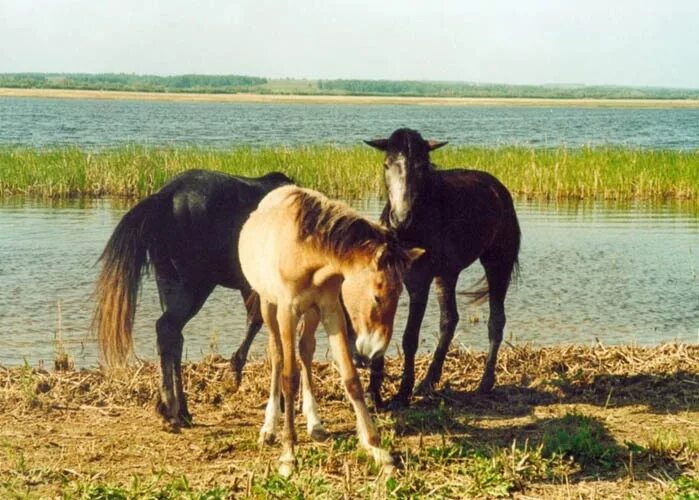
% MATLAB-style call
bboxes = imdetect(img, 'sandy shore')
[2,87,699,108]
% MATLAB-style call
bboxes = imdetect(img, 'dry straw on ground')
[1,343,697,498]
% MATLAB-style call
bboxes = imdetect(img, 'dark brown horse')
[92,169,292,430]
[365,128,521,408]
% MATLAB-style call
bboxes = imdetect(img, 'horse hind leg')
[298,306,327,441]
[416,275,459,395]
[155,278,212,431]
[276,303,300,478]
[478,259,514,394]
[230,287,263,389]
[259,300,281,446]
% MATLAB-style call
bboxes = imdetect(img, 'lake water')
[0,96,698,367]
[2,96,699,149]
[1,197,697,368]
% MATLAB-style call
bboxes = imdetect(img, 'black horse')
[365,128,521,407]
[92,169,292,430]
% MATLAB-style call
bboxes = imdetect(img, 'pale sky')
[1,0,698,88]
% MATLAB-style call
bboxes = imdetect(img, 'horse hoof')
[161,418,181,433]
[415,380,436,396]
[382,462,396,477]
[278,460,295,478]
[230,358,244,390]
[309,425,329,442]
[177,411,193,428]
[259,431,276,446]
[387,396,410,410]
[477,378,495,394]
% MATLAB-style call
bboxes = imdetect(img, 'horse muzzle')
[389,209,413,230]
[354,332,387,367]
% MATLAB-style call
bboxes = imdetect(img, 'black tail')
[91,195,166,366]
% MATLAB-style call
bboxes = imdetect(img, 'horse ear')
[426,140,448,151]
[406,247,426,264]
[364,138,388,151]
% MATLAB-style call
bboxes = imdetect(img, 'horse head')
[365,128,447,229]
[341,238,424,366]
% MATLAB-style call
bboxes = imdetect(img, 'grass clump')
[668,474,699,500]
[0,145,697,201]
[66,475,232,500]
[542,413,620,470]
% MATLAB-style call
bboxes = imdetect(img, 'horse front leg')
[368,355,386,410]
[392,278,431,408]
[416,275,458,395]
[277,304,300,478]
[322,303,394,473]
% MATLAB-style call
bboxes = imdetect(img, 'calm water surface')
[2,97,699,149]
[1,198,697,368]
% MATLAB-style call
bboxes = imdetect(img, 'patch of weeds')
[71,483,130,500]
[647,431,699,461]
[385,474,430,498]
[667,474,699,500]
[66,475,232,499]
[395,401,467,435]
[542,413,620,470]
[461,453,514,498]
[252,473,329,499]
[380,427,397,449]
[492,439,574,489]
[298,446,328,468]
[19,361,40,408]
[331,434,358,453]
[425,435,472,463]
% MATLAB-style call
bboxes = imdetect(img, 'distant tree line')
[317,79,699,100]
[1,73,698,100]
[0,73,267,93]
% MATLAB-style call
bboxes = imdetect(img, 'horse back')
[153,169,292,287]
[424,168,520,269]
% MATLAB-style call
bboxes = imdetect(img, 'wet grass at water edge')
[1,145,698,201]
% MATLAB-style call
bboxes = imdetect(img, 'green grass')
[542,413,620,470]
[0,145,698,202]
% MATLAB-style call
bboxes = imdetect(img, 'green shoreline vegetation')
[2,72,699,100]
[0,146,698,202]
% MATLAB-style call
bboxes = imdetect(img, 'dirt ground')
[1,343,697,499]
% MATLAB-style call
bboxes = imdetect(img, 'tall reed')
[1,145,697,201]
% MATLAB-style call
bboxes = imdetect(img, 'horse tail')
[460,276,490,305]
[460,255,520,306]
[92,195,164,367]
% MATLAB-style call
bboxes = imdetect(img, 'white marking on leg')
[259,373,280,444]
[302,380,324,436]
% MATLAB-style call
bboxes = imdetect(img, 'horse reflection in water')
[238,184,423,476]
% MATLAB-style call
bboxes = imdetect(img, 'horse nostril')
[354,353,370,369]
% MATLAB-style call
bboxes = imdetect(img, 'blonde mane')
[290,189,411,273]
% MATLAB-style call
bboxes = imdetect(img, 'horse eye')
[374,295,381,305]
[383,162,389,170]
